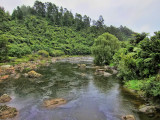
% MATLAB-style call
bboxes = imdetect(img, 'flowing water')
[0,57,158,120]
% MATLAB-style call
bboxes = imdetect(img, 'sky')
[0,0,159,35]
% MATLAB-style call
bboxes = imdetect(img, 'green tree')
[0,35,8,62]
[12,6,23,20]
[34,0,46,17]
[96,15,104,28]
[0,7,10,32]
[92,32,120,65]
[75,13,83,30]
[83,15,91,28]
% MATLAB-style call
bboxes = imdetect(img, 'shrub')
[8,44,31,58]
[38,50,49,57]
[142,75,160,97]
[49,50,65,57]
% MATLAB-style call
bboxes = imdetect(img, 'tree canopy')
[92,32,120,65]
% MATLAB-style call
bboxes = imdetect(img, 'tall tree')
[0,35,8,62]
[96,15,104,28]
[75,13,83,30]
[0,7,10,32]
[34,1,46,17]
[12,6,23,20]
[83,15,91,28]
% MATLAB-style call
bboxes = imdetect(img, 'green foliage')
[113,32,160,98]
[49,50,65,57]
[114,32,160,80]
[0,35,9,62]
[124,75,160,98]
[142,75,160,97]
[12,6,23,20]
[117,52,137,80]
[38,50,49,57]
[92,32,120,65]
[0,7,10,32]
[125,80,143,91]
[8,44,31,58]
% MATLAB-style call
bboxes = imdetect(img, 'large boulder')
[103,72,112,77]
[139,105,156,115]
[121,115,135,120]
[43,98,67,108]
[28,70,42,78]
[112,69,118,75]
[0,94,12,103]
[0,105,18,119]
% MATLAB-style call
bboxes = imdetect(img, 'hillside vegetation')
[0,1,134,62]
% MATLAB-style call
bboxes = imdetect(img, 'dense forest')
[0,0,134,62]
[1,1,160,99]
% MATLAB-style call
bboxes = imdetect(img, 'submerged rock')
[0,94,12,103]
[95,69,105,75]
[23,73,29,77]
[78,64,86,68]
[14,73,21,79]
[28,70,42,78]
[121,115,135,120]
[139,105,156,116]
[81,73,86,77]
[43,98,67,108]
[0,105,18,119]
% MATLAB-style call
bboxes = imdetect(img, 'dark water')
[0,57,158,120]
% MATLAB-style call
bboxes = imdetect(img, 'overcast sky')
[0,0,159,35]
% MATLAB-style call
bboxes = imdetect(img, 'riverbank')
[0,55,91,82]
[122,78,160,118]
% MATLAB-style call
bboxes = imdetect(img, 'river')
[0,57,158,120]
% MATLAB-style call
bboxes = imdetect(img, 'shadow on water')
[0,57,159,120]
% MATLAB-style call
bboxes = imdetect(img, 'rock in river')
[0,105,18,119]
[121,115,135,120]
[0,75,9,81]
[103,72,112,77]
[28,70,42,78]
[0,94,12,103]
[43,98,67,108]
[1,65,11,69]
[139,105,156,115]
[77,64,86,68]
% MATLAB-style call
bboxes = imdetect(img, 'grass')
[124,80,143,91]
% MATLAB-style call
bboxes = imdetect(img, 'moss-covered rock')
[28,70,42,78]
[0,94,11,103]
[0,105,18,119]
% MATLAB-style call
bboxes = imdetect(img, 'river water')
[0,57,158,120]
